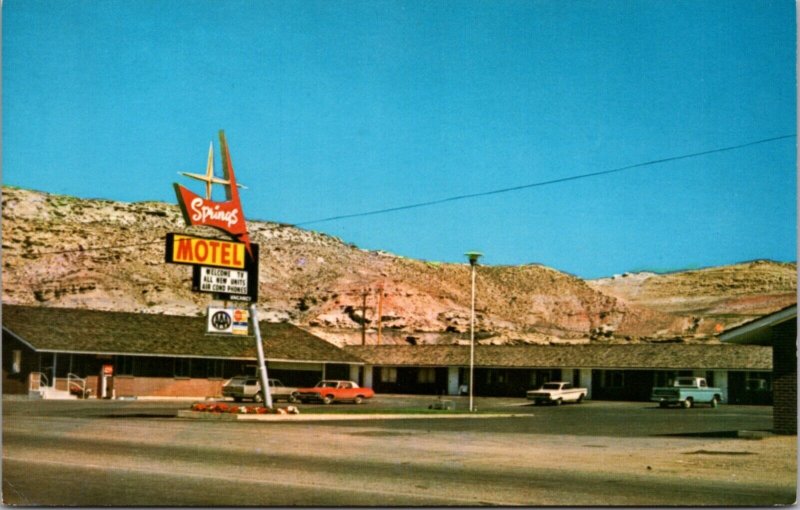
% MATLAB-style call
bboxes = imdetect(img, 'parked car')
[650,377,723,408]
[295,380,375,405]
[221,376,299,403]
[526,381,587,405]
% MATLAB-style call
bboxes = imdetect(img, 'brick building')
[2,304,785,410]
[2,305,363,399]
[721,304,797,434]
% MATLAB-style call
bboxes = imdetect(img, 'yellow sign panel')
[171,234,246,269]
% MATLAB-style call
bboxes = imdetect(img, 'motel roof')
[719,304,797,346]
[347,343,772,370]
[2,305,362,364]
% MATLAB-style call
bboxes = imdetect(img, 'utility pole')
[360,288,369,346]
[376,282,384,345]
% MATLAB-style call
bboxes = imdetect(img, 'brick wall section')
[110,376,225,398]
[772,320,797,435]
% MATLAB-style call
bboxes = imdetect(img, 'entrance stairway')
[28,372,79,400]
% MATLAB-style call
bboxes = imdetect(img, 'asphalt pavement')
[2,396,791,506]
[3,394,774,437]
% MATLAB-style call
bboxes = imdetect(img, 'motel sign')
[165,233,259,301]
[165,130,274,406]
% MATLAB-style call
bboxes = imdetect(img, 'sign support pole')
[250,303,273,408]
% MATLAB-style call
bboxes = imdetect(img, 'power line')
[8,133,795,257]
[294,133,796,227]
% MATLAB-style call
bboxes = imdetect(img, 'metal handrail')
[67,373,85,391]
[67,373,89,397]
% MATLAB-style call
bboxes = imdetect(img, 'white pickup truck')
[526,381,588,405]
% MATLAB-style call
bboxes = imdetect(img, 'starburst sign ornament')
[174,130,254,259]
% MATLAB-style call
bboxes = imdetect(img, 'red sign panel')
[174,131,253,259]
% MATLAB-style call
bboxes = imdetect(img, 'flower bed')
[190,402,300,415]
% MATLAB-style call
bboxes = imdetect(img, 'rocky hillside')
[588,261,797,335]
[2,187,795,345]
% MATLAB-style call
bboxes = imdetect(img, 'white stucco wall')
[579,368,592,399]
[447,366,460,396]
[363,364,374,389]
[712,370,729,402]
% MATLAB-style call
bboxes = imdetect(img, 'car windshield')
[542,383,561,390]
[316,381,338,388]
[674,378,696,387]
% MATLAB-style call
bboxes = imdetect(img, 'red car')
[296,380,375,405]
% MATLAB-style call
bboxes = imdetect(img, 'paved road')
[3,397,792,506]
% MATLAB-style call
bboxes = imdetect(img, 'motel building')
[2,305,363,399]
[2,304,776,406]
[345,343,773,405]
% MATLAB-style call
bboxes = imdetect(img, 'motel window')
[530,369,560,387]
[380,367,397,383]
[603,370,625,388]
[417,367,436,384]
[174,358,191,378]
[745,372,772,391]
[115,356,135,376]
[208,359,225,379]
[654,371,678,388]
[11,350,21,374]
[137,357,174,377]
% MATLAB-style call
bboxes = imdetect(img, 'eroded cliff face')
[3,187,794,345]
[588,261,797,335]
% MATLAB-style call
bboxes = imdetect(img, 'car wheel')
[322,395,334,405]
[253,392,263,404]
[354,395,363,405]
[233,397,242,403]
[659,402,669,408]
[710,396,719,408]
[288,393,299,404]
[554,398,563,406]
[576,394,584,404]
[682,398,693,409]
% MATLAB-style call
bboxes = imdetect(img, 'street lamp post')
[465,251,482,412]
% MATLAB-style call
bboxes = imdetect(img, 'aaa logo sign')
[207,307,249,335]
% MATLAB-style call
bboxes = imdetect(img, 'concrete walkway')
[177,410,530,421]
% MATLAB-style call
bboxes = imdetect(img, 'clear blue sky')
[4,0,796,278]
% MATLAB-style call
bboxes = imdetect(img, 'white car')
[222,377,299,403]
[526,381,587,405]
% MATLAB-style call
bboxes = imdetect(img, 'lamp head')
[465,251,483,266]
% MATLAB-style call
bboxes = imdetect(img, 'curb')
[177,410,530,421]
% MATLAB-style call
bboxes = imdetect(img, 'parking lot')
[3,396,795,506]
[4,394,775,437]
